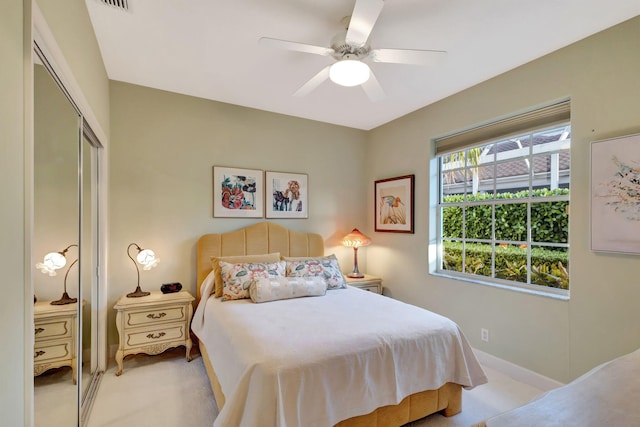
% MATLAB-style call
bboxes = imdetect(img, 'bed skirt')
[199,343,462,427]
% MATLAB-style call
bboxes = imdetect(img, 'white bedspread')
[192,274,487,427]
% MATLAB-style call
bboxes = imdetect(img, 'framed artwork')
[591,133,640,253]
[213,166,263,218]
[375,174,414,233]
[265,171,308,218]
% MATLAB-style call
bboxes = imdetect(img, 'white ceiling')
[86,0,639,130]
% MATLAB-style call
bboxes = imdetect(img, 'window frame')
[433,113,571,298]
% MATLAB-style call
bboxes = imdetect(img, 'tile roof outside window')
[442,126,570,195]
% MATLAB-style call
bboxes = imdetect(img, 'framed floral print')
[213,166,264,218]
[375,174,414,233]
[591,133,640,253]
[265,171,308,218]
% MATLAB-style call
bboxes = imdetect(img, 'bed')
[473,347,640,427]
[191,222,487,427]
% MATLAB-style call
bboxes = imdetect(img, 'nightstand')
[114,290,194,376]
[34,301,80,384]
[345,274,383,294]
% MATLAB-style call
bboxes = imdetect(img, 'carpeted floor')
[75,346,545,427]
[34,366,78,427]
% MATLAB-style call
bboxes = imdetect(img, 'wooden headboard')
[196,222,324,298]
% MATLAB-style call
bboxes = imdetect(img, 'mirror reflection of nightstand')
[344,274,383,294]
[34,301,82,384]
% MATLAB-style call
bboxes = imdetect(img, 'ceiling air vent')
[99,0,129,11]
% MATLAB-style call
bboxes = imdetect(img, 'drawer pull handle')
[35,327,45,335]
[34,350,46,359]
[146,332,166,340]
[147,312,167,320]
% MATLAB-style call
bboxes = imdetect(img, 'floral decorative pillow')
[219,260,285,301]
[284,254,347,290]
[210,253,281,298]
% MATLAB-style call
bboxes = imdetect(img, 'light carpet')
[85,347,543,427]
[34,366,78,427]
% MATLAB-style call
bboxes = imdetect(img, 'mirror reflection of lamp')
[126,243,159,298]
[35,244,79,305]
[342,228,372,278]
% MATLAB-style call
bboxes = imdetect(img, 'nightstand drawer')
[125,325,185,347]
[125,306,187,327]
[34,341,72,363]
[358,285,380,293]
[34,318,72,340]
[345,275,383,294]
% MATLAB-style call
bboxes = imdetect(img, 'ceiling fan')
[259,0,446,101]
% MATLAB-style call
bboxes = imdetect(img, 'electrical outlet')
[481,328,489,342]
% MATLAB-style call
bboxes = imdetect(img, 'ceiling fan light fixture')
[329,59,370,87]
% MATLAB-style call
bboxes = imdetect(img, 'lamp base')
[51,292,78,305]
[347,272,365,278]
[127,286,150,298]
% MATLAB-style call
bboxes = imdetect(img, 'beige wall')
[107,82,368,345]
[35,0,109,136]
[0,0,28,424]
[366,16,640,383]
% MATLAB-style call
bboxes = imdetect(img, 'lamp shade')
[342,228,372,248]
[329,60,370,87]
[36,251,67,276]
[136,249,159,270]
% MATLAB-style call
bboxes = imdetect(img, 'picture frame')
[591,133,640,254]
[375,174,414,233]
[265,171,308,219]
[213,166,264,218]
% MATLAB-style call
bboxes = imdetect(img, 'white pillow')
[249,277,326,303]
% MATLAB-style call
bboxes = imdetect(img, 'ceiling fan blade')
[345,0,384,47]
[293,65,331,97]
[370,48,447,66]
[361,70,385,102]
[259,37,335,56]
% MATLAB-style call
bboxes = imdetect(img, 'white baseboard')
[473,348,564,391]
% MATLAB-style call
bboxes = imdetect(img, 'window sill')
[431,271,570,301]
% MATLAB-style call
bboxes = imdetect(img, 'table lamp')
[36,244,79,305]
[342,228,372,278]
[126,242,159,297]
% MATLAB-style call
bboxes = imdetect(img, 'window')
[435,101,570,295]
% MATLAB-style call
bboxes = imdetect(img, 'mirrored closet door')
[80,123,102,425]
[33,45,103,427]
[33,56,81,426]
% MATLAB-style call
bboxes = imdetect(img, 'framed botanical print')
[375,174,414,233]
[265,171,308,218]
[591,133,640,253]
[213,166,264,218]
